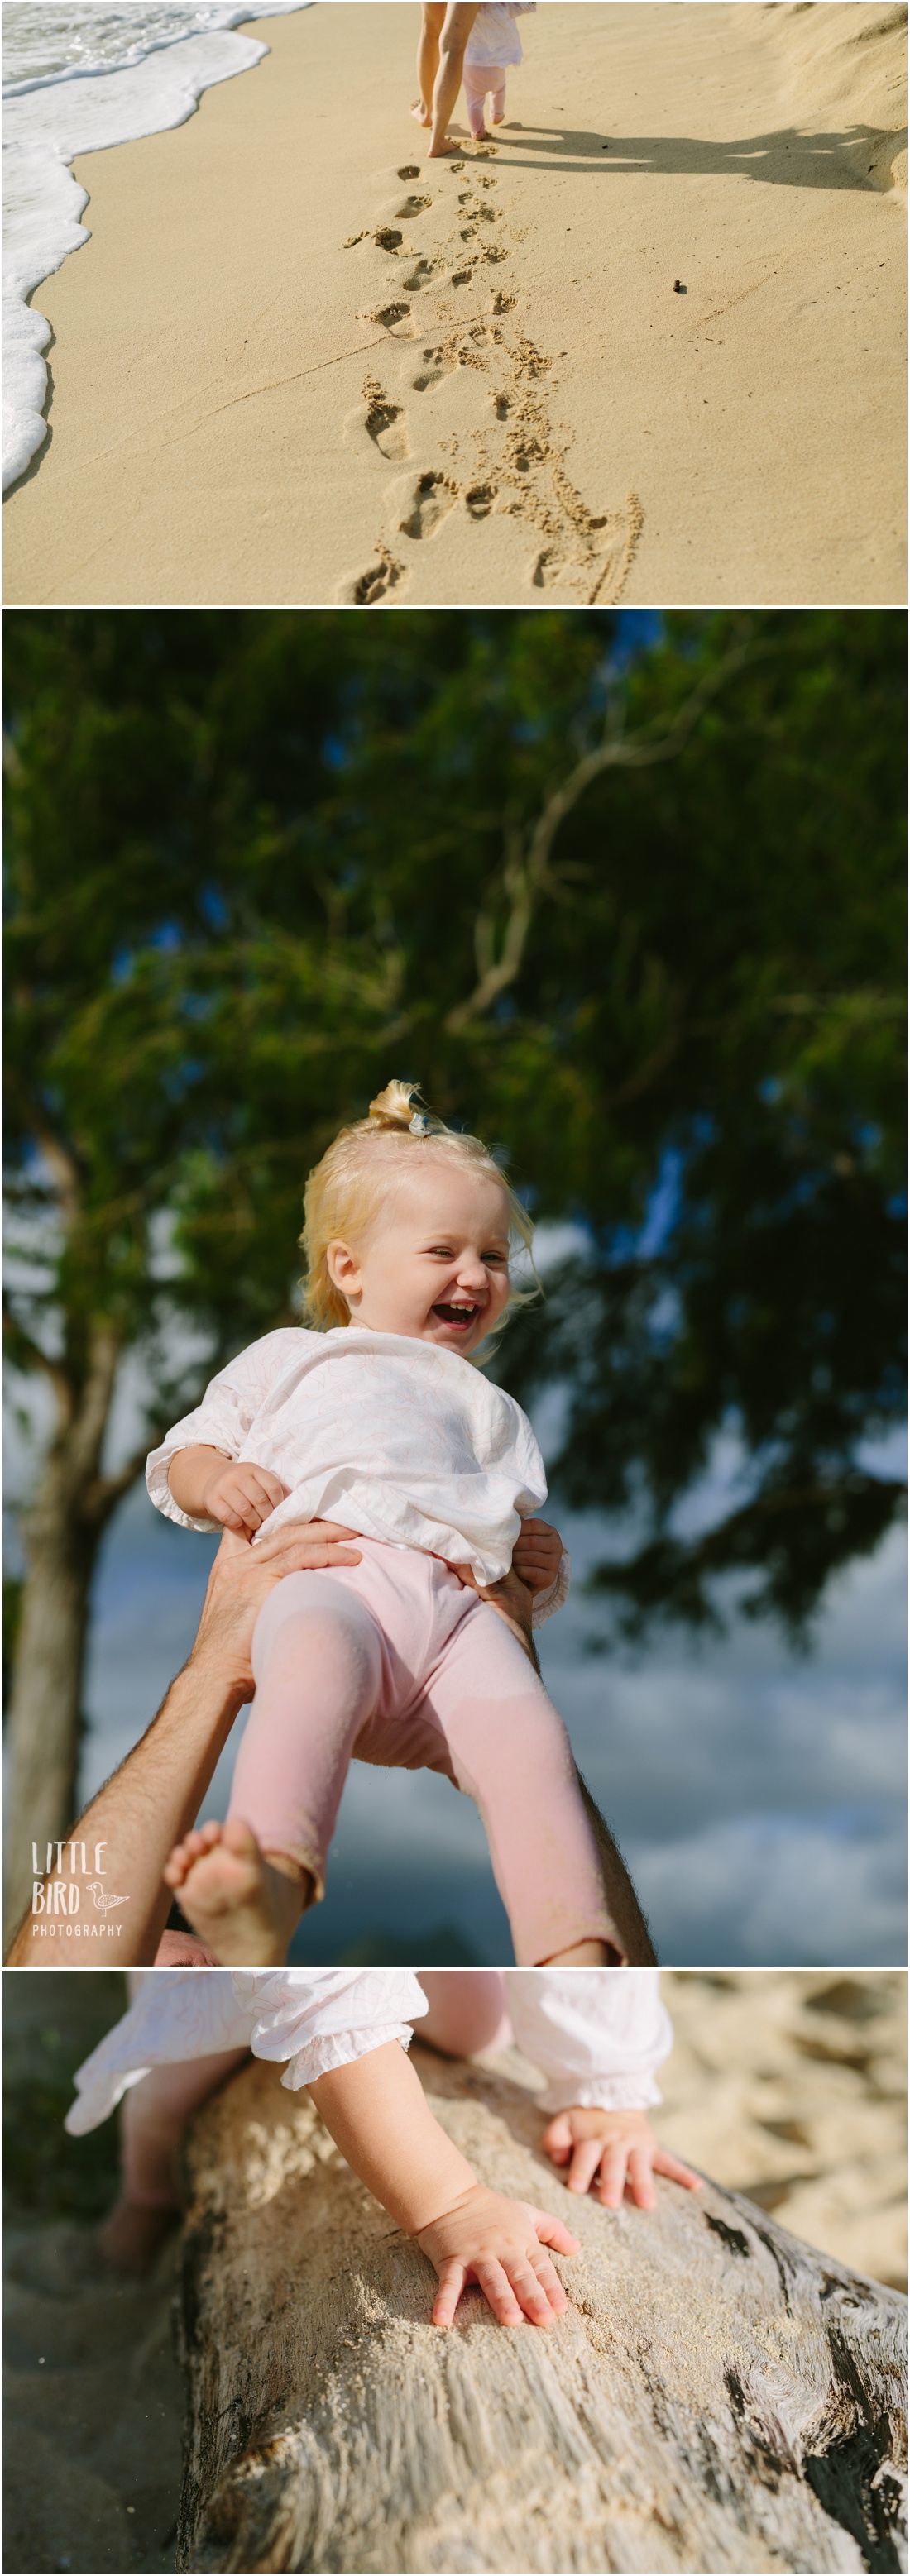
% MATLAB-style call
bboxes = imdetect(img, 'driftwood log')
[175,2043,907,2575]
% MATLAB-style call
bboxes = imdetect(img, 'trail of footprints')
[339,156,641,605]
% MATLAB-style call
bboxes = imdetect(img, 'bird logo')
[88,1882,131,1917]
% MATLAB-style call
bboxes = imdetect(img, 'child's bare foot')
[163,1818,310,1964]
[410,98,432,125]
[97,2197,177,2275]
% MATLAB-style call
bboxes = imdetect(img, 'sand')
[2,2,905,607]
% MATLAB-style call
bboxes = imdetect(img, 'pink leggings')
[227,1541,614,1964]
[121,1972,510,2206]
[463,61,506,136]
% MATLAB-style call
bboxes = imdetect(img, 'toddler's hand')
[543,2107,702,2210]
[417,2184,580,2330]
[199,1460,288,1537]
[512,1517,564,1599]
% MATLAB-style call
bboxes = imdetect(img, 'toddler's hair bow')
[409,1111,429,1135]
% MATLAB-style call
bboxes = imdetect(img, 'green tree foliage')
[4,609,905,1654]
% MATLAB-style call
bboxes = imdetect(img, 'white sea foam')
[3,4,311,492]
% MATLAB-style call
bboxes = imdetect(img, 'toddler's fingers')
[505,2257,563,2325]
[567,2135,608,2197]
[525,2247,569,2312]
[594,2143,630,2209]
[542,2113,573,2164]
[475,2258,525,2326]
[625,2148,657,2210]
[529,2209,581,2257]
[654,2148,703,2192]
[248,1469,288,1506]
[432,2258,467,2328]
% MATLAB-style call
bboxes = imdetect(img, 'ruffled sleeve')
[234,1968,429,2091]
[505,1968,673,2111]
[65,1967,429,2134]
[145,1331,305,1530]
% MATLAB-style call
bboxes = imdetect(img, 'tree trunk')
[3,1461,103,1938]
[175,2043,907,2576]
[3,1325,122,1940]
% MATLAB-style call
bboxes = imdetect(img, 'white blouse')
[466,4,536,69]
[146,1326,570,1624]
[65,1968,672,2134]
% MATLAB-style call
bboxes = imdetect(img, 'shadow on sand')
[481,119,905,189]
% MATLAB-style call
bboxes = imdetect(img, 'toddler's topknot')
[300,1080,537,1340]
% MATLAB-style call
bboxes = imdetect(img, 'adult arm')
[4,1521,362,1966]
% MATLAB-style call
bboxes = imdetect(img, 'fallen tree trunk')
[175,2041,907,2575]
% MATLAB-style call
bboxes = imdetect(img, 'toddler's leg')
[99,2049,247,2272]
[462,63,491,139]
[418,1970,510,2057]
[489,77,506,125]
[165,1573,383,1965]
[424,1609,625,1965]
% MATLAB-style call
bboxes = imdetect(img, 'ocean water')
[3,2,311,492]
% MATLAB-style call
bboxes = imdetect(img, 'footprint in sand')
[371,302,416,337]
[465,484,496,519]
[397,164,421,179]
[398,471,459,540]
[374,227,404,251]
[395,194,432,218]
[401,257,443,291]
[532,547,563,588]
[338,547,406,606]
[492,390,512,418]
[411,348,459,392]
[450,267,475,288]
[363,380,411,461]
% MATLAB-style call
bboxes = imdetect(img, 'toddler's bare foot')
[163,1818,310,1964]
[410,98,432,125]
[97,2197,177,2275]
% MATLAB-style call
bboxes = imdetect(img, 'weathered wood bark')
[175,2044,907,2575]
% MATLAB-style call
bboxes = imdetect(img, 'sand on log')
[176,2040,907,2574]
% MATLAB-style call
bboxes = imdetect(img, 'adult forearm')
[309,2041,477,2231]
[4,1644,242,1966]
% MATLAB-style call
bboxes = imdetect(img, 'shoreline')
[2,6,311,493]
[3,2,906,606]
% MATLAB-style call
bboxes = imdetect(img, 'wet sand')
[3,2,905,606]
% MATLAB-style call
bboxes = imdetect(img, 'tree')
[4,609,904,1931]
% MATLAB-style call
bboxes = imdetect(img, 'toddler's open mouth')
[432,1302,480,1331]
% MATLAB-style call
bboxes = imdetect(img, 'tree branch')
[445,635,757,1034]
